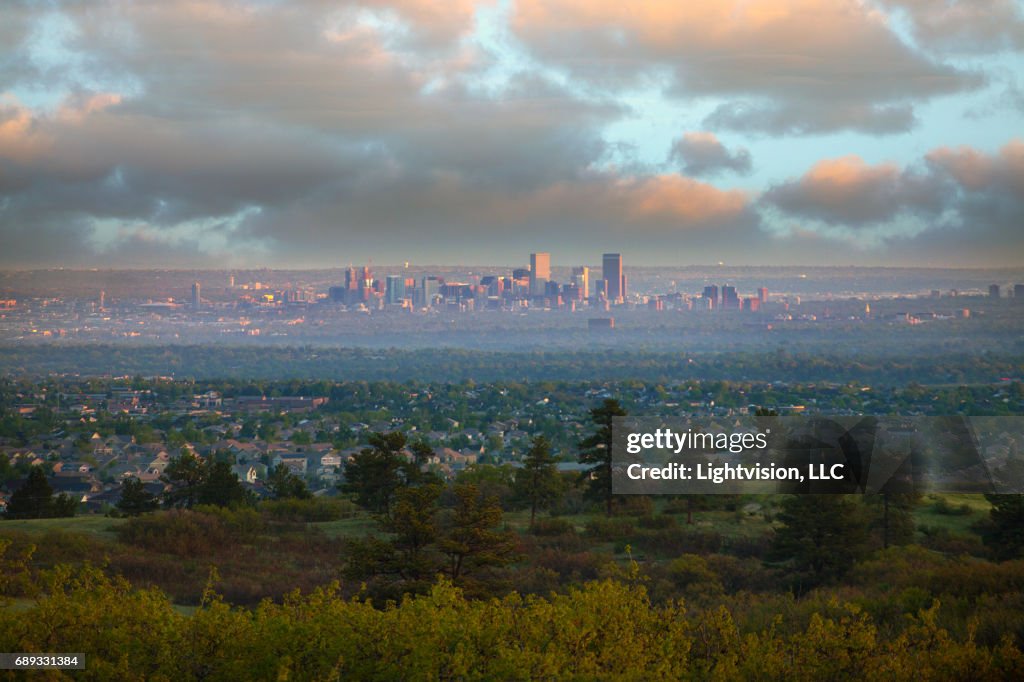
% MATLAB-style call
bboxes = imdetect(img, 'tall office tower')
[702,285,719,309]
[422,276,441,307]
[603,253,623,302]
[989,284,1001,299]
[530,252,551,296]
[385,275,406,305]
[571,266,590,300]
[360,266,373,301]
[1014,284,1024,299]
[228,274,235,288]
[721,285,739,309]
[758,287,769,304]
[98,290,105,310]
[191,281,201,308]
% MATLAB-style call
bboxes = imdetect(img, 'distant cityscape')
[1,254,1023,349]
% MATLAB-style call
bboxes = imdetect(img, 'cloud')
[668,132,751,176]
[511,0,982,134]
[761,155,945,225]
[760,140,1024,262]
[882,0,1024,54]
[704,101,917,136]
[0,1,1019,268]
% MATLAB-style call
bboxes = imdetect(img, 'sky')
[1,0,1023,269]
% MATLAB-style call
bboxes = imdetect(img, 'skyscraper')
[722,285,739,309]
[385,275,406,305]
[191,281,201,308]
[989,284,1001,299]
[702,285,719,309]
[571,266,589,300]
[758,287,769,304]
[602,253,623,303]
[421,276,441,307]
[530,252,550,296]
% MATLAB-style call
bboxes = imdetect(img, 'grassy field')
[311,515,379,539]
[0,515,126,540]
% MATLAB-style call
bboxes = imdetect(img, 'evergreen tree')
[768,494,869,588]
[116,477,159,516]
[198,460,252,508]
[578,399,627,516]
[868,491,919,549]
[515,435,562,527]
[161,449,206,509]
[983,494,1024,560]
[437,483,519,590]
[341,432,408,516]
[5,466,56,519]
[266,464,312,500]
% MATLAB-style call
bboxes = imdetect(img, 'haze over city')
[2,0,1023,269]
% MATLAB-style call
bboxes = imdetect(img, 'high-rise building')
[758,287,769,304]
[722,285,739,309]
[989,284,1001,299]
[702,285,719,309]
[385,275,406,305]
[1014,284,1024,299]
[191,282,201,308]
[357,266,373,302]
[571,266,590,300]
[530,252,550,296]
[421,276,441,307]
[603,253,623,303]
[98,290,105,310]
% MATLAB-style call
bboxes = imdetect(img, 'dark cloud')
[512,0,983,135]
[668,132,751,177]
[704,101,917,136]
[882,0,1024,54]
[761,156,946,226]
[760,141,1024,264]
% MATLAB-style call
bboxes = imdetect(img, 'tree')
[341,432,408,516]
[265,464,312,500]
[116,477,159,516]
[868,491,919,549]
[767,495,869,588]
[198,460,252,508]
[5,466,75,519]
[515,436,562,527]
[161,449,206,509]
[345,484,445,598]
[578,399,627,516]
[982,494,1024,560]
[436,483,519,590]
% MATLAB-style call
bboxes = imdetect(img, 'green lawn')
[311,515,380,539]
[914,493,988,535]
[0,515,126,540]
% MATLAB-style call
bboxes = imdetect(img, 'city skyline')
[1,1,1023,269]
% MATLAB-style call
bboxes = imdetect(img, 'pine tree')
[116,477,159,516]
[266,464,312,500]
[341,432,408,516]
[578,398,627,516]
[437,483,519,589]
[5,466,56,519]
[161,449,206,509]
[198,460,252,508]
[516,435,562,527]
[983,494,1024,560]
[768,494,869,588]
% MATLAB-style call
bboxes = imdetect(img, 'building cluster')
[323,252,630,312]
